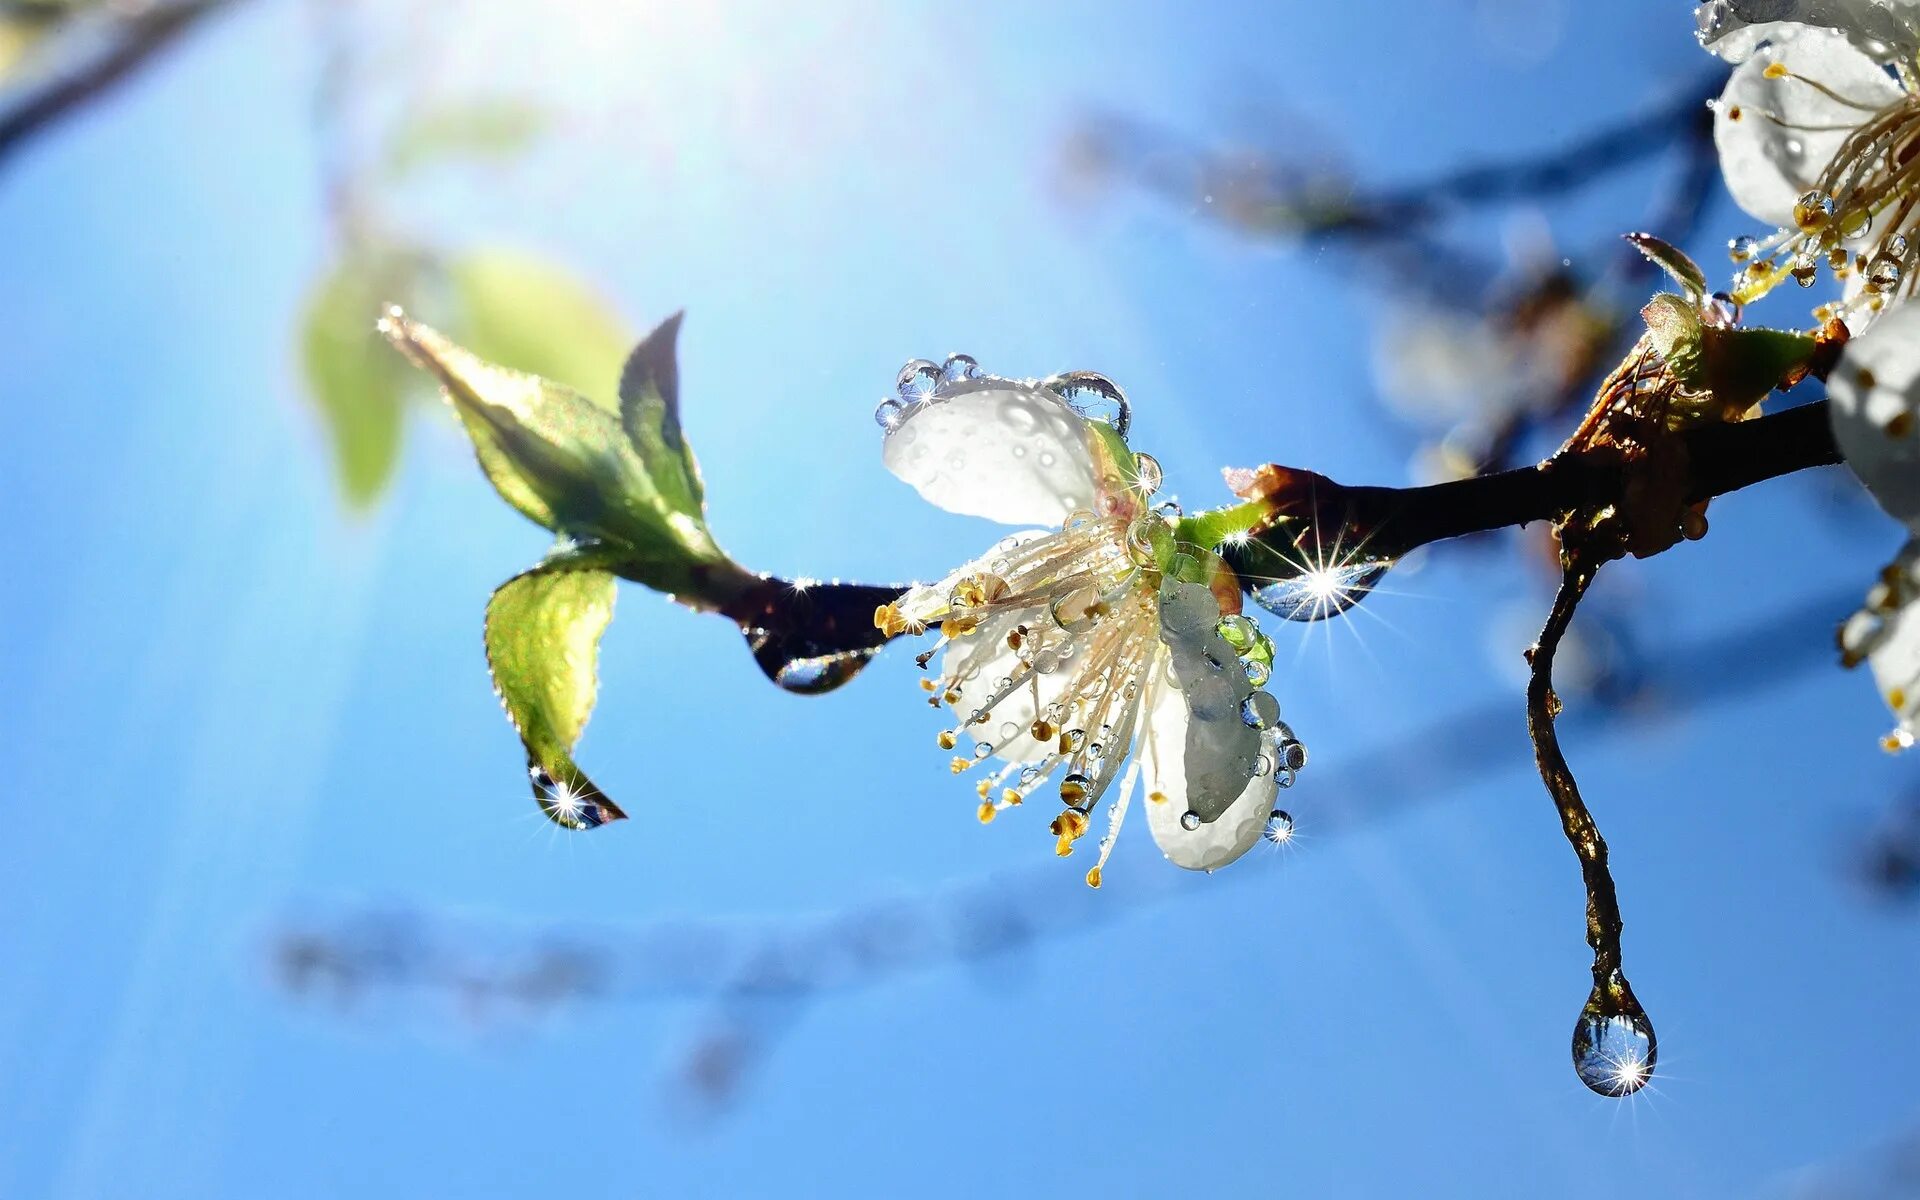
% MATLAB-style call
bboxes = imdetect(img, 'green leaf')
[1641,293,1704,385]
[1625,232,1707,300]
[449,249,631,408]
[617,311,706,519]
[380,309,737,591]
[299,255,412,506]
[1701,325,1818,411]
[485,543,628,829]
[383,99,547,179]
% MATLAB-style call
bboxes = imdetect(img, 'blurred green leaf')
[300,254,412,507]
[449,249,631,408]
[486,543,628,829]
[382,99,547,179]
[381,310,737,590]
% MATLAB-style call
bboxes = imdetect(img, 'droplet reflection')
[1571,1007,1657,1097]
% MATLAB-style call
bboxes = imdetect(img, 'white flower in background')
[1828,301,1920,745]
[871,358,1304,883]
[1698,0,1920,325]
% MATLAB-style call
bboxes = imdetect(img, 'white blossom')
[1699,1,1920,325]
[872,359,1303,881]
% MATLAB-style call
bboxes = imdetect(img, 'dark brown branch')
[0,0,243,173]
[1229,399,1841,572]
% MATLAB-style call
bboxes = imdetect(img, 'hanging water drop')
[1133,452,1164,495]
[873,398,907,430]
[1263,809,1294,844]
[1572,1006,1657,1097]
[1243,659,1271,687]
[1253,560,1390,622]
[1868,255,1903,292]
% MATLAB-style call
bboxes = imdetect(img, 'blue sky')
[4,1,1919,1196]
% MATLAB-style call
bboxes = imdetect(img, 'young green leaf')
[383,99,547,179]
[380,309,730,580]
[1625,232,1707,301]
[485,544,628,829]
[299,255,413,506]
[617,311,707,520]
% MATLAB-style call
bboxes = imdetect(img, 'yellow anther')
[950,756,972,774]
[1893,688,1908,710]
[1763,60,1789,79]
[1148,790,1168,804]
[1030,719,1055,741]
[1007,628,1024,650]
[943,689,962,706]
[920,678,937,693]
[1002,789,1024,807]
[1059,776,1088,805]
[1084,865,1103,889]
[873,604,922,637]
[937,730,957,750]
[977,800,997,824]
[976,779,993,799]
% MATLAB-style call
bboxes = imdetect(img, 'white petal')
[1698,0,1920,62]
[1136,580,1275,871]
[1828,300,1920,529]
[1712,26,1900,227]
[883,379,1102,526]
[1843,539,1920,738]
[1139,670,1277,871]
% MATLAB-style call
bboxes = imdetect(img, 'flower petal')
[1841,538,1920,741]
[1138,579,1275,871]
[1697,0,1920,63]
[883,379,1102,526]
[1828,300,1920,529]
[1712,25,1900,227]
[1139,671,1278,871]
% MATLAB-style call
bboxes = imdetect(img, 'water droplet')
[1274,735,1307,773]
[1044,371,1131,438]
[1705,291,1742,326]
[1252,561,1390,622]
[999,721,1020,739]
[873,398,907,430]
[1126,514,1173,567]
[1240,691,1281,729]
[1572,1005,1657,1097]
[1179,810,1202,831]
[1869,254,1903,291]
[1263,809,1294,843]
[1727,234,1758,262]
[1215,614,1259,651]
[1794,188,1835,230]
[895,359,941,402]
[1243,659,1271,687]
[1048,581,1101,634]
[940,353,980,384]
[1133,452,1163,495]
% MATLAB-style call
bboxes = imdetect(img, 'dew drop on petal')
[1044,370,1131,439]
[1244,659,1271,687]
[1133,452,1163,495]
[1240,691,1281,729]
[895,359,942,402]
[940,353,981,384]
[874,398,907,430]
[1263,809,1294,843]
[1179,810,1202,831]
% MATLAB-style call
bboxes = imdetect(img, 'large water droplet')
[896,359,941,402]
[1044,371,1131,439]
[1572,999,1657,1097]
[874,398,907,430]
[1263,809,1294,844]
[1179,810,1202,831]
[1240,691,1281,729]
[1252,561,1390,622]
[940,353,981,384]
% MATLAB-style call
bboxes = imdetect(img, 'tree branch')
[1229,399,1841,571]
[0,0,244,173]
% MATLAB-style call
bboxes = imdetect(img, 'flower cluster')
[872,359,1303,883]
[1697,1,1920,747]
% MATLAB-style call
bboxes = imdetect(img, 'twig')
[0,0,245,173]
